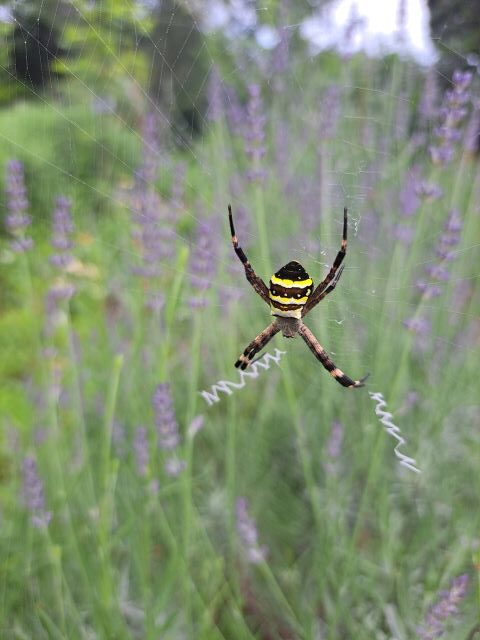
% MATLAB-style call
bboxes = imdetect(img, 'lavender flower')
[416,209,462,299]
[415,180,443,201]
[22,456,52,528]
[4,159,33,253]
[45,196,76,335]
[417,574,469,639]
[188,216,218,309]
[134,426,149,477]
[152,383,185,476]
[153,383,180,450]
[236,497,267,564]
[244,84,267,183]
[50,196,75,275]
[131,113,176,310]
[429,70,473,166]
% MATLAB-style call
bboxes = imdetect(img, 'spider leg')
[235,323,280,370]
[228,204,270,305]
[303,207,348,317]
[298,323,368,388]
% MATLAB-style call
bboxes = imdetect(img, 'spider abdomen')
[269,261,313,319]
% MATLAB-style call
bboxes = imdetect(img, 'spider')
[228,204,368,388]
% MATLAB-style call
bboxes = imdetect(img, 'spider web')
[0,0,478,386]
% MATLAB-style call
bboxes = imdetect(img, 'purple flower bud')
[429,144,454,166]
[22,456,52,528]
[152,383,180,451]
[404,316,431,336]
[425,264,450,281]
[452,70,473,90]
[415,181,443,200]
[415,280,443,298]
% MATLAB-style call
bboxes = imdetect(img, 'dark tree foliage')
[9,11,68,91]
[428,0,480,68]
[148,0,209,143]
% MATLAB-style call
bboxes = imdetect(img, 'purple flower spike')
[188,216,218,309]
[417,574,469,639]
[131,113,177,310]
[415,208,462,298]
[22,456,52,528]
[244,84,267,183]
[152,383,180,451]
[429,69,473,167]
[50,196,75,271]
[5,159,32,253]
[152,383,186,477]
[236,497,267,564]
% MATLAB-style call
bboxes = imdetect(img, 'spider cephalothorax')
[228,205,368,389]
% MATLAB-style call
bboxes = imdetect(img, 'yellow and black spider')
[228,205,368,388]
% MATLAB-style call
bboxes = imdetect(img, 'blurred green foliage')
[0,101,140,225]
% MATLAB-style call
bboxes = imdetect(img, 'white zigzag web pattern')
[199,349,287,406]
[369,391,421,474]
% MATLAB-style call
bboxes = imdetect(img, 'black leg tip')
[357,372,370,387]
[234,360,241,368]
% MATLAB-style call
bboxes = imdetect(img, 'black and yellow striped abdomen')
[269,261,313,319]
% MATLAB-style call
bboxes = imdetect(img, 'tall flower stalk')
[430,70,473,166]
[152,383,185,476]
[131,113,176,311]
[22,456,51,529]
[5,159,33,253]
[45,196,76,337]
